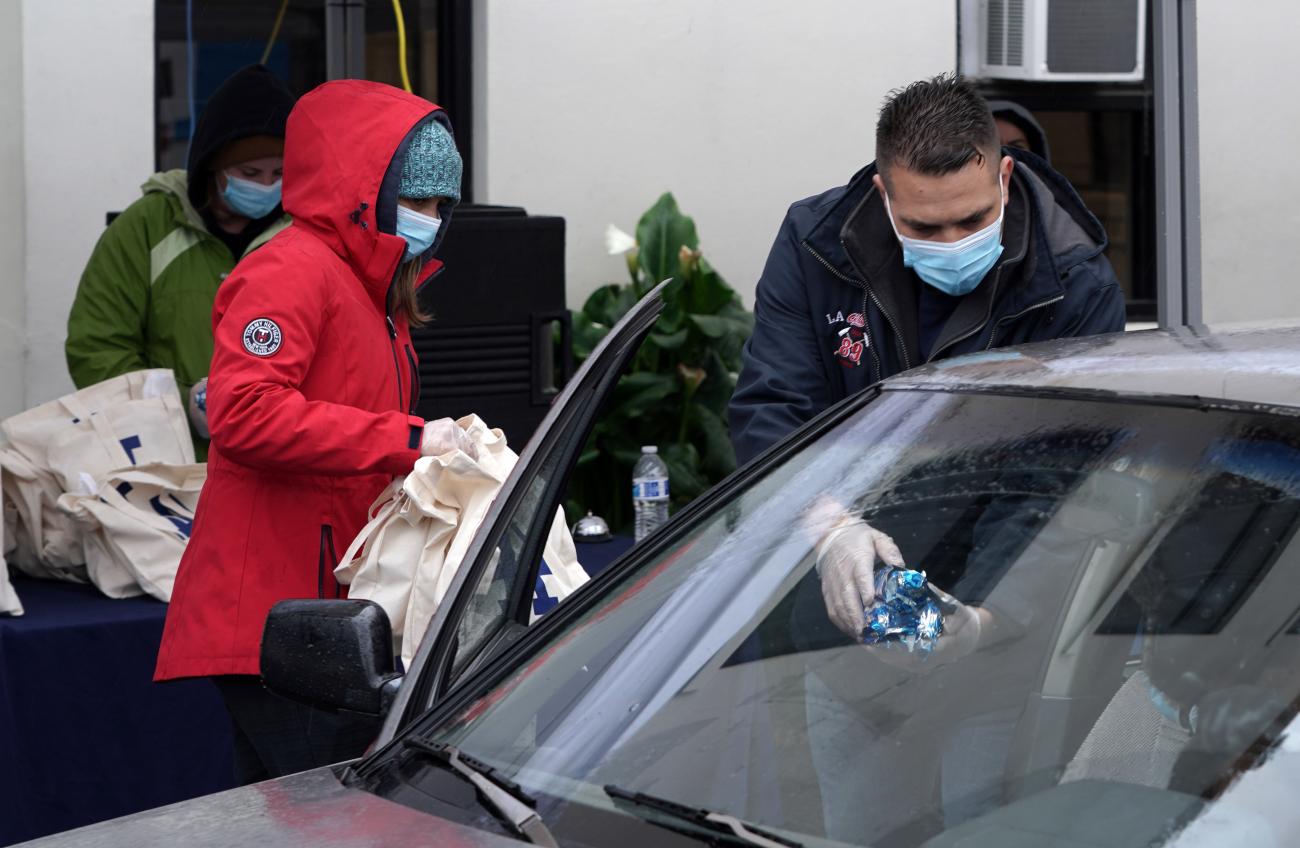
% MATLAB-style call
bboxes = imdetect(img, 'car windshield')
[410,387,1300,847]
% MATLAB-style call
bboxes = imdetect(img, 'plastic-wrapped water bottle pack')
[861,566,944,653]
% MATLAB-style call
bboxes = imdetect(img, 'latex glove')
[815,519,905,639]
[187,377,210,440]
[926,582,985,660]
[420,417,479,460]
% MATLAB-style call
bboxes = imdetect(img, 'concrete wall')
[1197,3,1300,323]
[0,2,26,420]
[18,0,155,408]
[473,1,956,309]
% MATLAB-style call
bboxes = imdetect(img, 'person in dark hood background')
[66,65,296,459]
[987,98,1052,163]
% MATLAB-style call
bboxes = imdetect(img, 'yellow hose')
[392,0,413,93]
[260,0,290,66]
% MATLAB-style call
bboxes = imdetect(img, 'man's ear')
[1000,155,1014,201]
[872,173,887,198]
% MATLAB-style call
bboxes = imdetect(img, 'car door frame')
[376,281,670,744]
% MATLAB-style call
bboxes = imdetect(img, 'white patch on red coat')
[242,318,283,357]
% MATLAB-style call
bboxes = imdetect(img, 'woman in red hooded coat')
[156,80,474,784]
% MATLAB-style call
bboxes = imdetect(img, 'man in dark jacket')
[730,74,1124,467]
[734,77,1125,838]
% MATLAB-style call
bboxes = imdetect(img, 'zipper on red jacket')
[405,345,421,412]
[385,315,405,411]
[318,524,341,599]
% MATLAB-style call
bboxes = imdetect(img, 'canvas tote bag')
[57,463,204,601]
[337,415,589,667]
[0,440,85,581]
[0,482,22,616]
[0,369,193,590]
[2,369,192,483]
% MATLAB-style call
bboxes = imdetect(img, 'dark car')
[25,291,1300,847]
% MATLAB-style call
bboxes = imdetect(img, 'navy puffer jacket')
[729,149,1125,465]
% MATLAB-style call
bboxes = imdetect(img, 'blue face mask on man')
[396,204,442,261]
[221,174,282,220]
[884,183,1005,297]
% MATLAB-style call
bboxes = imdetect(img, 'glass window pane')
[412,390,1300,845]
[449,431,569,681]
[154,1,458,171]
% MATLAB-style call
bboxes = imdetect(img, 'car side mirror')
[260,599,404,716]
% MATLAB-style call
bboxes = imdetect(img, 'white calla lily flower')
[604,224,637,256]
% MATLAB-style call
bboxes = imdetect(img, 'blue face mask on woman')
[396,204,442,261]
[222,175,282,220]
[884,184,1005,297]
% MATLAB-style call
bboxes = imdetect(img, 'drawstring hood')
[281,80,456,306]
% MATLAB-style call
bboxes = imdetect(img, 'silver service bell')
[571,510,611,543]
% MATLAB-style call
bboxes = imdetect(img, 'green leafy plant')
[565,193,754,533]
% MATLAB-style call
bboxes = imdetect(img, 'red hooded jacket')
[156,81,452,681]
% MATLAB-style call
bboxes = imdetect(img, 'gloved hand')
[815,519,905,638]
[926,582,984,659]
[420,417,479,460]
[187,377,210,440]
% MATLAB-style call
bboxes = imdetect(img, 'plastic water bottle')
[632,446,670,542]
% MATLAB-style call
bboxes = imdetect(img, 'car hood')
[888,321,1300,411]
[21,766,522,848]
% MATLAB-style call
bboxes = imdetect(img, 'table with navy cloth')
[0,535,634,845]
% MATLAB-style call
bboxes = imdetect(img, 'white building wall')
[0,1,26,420]
[3,1,1290,415]
[1197,2,1300,323]
[19,0,155,407]
[473,1,956,309]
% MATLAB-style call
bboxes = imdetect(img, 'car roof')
[886,321,1300,411]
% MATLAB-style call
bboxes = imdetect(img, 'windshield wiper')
[402,738,558,847]
[605,784,803,848]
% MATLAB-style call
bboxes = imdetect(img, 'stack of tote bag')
[0,369,202,607]
[337,414,589,668]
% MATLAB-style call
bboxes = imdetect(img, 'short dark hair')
[875,74,999,186]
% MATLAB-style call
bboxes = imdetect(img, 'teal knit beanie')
[398,120,462,202]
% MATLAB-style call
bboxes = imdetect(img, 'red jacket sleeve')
[207,247,423,477]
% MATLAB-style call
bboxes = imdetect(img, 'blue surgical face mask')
[395,204,442,261]
[221,174,282,219]
[884,185,1005,297]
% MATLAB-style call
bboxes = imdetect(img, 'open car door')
[376,281,669,742]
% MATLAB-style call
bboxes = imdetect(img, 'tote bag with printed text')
[57,463,204,601]
[337,415,589,667]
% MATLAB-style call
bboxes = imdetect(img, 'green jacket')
[65,170,288,459]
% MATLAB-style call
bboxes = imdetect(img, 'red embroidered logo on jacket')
[835,331,864,367]
[827,310,868,367]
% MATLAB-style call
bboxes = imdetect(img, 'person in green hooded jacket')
[66,65,297,460]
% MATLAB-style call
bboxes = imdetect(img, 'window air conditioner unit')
[960,0,1147,82]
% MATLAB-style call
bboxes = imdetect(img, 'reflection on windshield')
[421,389,1300,847]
